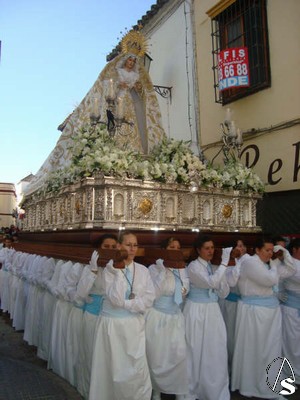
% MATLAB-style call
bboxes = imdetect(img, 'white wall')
[144,0,199,153]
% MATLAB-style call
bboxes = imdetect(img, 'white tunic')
[0,248,16,312]
[37,259,65,360]
[231,253,296,398]
[183,257,230,400]
[219,253,250,372]
[281,256,300,384]
[145,263,189,395]
[9,252,24,320]
[64,262,84,386]
[12,252,32,331]
[23,255,45,345]
[35,257,56,357]
[89,261,155,400]
[76,266,104,399]
[48,260,74,377]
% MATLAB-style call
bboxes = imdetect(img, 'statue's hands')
[118,82,128,90]
[134,81,142,91]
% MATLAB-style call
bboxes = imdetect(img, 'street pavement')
[0,310,83,400]
[0,310,298,400]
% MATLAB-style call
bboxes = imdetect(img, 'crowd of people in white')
[0,232,299,400]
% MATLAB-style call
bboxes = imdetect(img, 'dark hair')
[288,238,300,253]
[193,235,213,251]
[271,235,286,245]
[97,233,118,248]
[161,237,181,249]
[254,236,273,250]
[3,235,13,247]
[230,238,247,249]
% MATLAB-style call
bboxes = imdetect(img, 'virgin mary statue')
[25,29,165,195]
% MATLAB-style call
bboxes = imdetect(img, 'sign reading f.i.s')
[218,47,250,91]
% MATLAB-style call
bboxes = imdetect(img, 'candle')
[108,79,115,99]
[92,96,99,117]
[229,121,237,138]
[225,108,232,124]
[236,128,243,145]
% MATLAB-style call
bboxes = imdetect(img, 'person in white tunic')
[37,258,66,361]
[280,238,300,385]
[48,260,74,377]
[89,232,155,400]
[64,262,85,386]
[183,235,232,400]
[9,251,25,322]
[219,239,251,374]
[76,234,118,399]
[231,237,296,399]
[145,237,189,400]
[35,257,56,350]
[12,252,32,331]
[0,246,16,313]
[23,255,46,345]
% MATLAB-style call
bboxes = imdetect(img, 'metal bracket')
[153,85,172,103]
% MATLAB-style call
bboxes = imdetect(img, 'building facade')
[139,0,300,235]
[0,182,17,228]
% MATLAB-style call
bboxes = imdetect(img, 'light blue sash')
[85,294,104,316]
[154,295,180,315]
[241,295,279,308]
[187,286,218,303]
[101,298,137,319]
[284,290,300,316]
[226,292,241,302]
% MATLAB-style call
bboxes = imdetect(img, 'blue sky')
[0,0,155,184]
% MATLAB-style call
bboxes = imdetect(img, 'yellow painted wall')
[194,0,300,192]
[0,183,16,227]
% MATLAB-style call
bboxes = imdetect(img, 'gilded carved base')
[22,176,262,233]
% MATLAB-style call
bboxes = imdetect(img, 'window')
[209,0,271,104]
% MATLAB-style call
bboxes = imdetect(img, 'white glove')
[273,245,292,262]
[89,250,99,272]
[221,247,233,266]
[155,258,165,270]
[273,244,286,253]
[106,259,121,275]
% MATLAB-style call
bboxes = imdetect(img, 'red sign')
[218,47,250,91]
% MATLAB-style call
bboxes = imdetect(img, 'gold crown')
[120,27,148,58]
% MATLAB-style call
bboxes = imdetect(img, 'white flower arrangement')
[42,124,265,195]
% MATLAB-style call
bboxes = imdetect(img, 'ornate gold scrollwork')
[138,198,153,215]
[222,204,233,218]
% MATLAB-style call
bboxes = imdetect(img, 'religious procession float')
[18,29,265,261]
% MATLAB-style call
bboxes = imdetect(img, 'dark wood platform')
[13,229,261,266]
